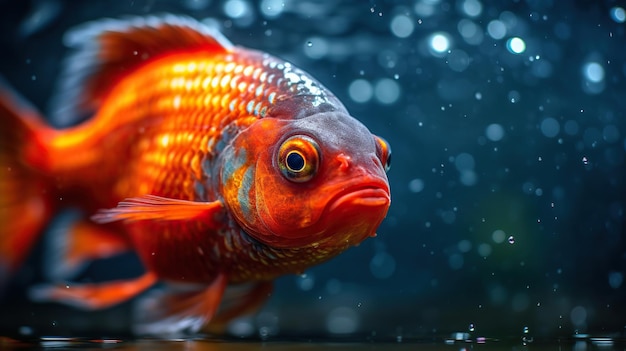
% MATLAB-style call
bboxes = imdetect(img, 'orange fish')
[0,15,391,335]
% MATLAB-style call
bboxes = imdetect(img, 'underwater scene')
[1,0,626,350]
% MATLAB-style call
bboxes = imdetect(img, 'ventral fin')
[92,195,224,225]
[50,14,234,127]
[205,281,273,334]
[29,272,157,310]
[133,274,228,336]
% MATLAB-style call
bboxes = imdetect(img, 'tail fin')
[0,80,53,291]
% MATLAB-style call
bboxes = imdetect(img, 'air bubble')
[508,235,515,244]
[487,20,506,39]
[390,14,414,38]
[610,7,626,23]
[326,307,359,334]
[348,79,373,103]
[408,178,425,193]
[506,37,526,54]
[486,123,504,141]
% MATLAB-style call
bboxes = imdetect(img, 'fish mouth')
[326,181,391,214]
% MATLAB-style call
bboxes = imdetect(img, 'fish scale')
[107,55,305,202]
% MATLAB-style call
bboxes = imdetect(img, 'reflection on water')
[2,336,626,351]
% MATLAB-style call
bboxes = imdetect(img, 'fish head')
[219,111,391,251]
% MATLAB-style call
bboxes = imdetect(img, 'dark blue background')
[1,0,625,341]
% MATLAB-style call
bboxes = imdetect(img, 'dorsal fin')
[49,14,234,127]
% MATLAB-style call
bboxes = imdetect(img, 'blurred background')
[0,0,625,342]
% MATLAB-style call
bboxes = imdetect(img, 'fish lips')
[326,185,391,214]
[320,178,391,245]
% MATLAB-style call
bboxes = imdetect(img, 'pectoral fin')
[92,195,224,227]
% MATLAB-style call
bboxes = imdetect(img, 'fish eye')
[375,136,392,172]
[278,135,320,182]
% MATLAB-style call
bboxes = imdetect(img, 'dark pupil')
[286,152,305,172]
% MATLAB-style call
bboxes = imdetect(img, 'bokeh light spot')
[348,79,373,103]
[506,37,526,54]
[430,32,451,54]
[390,14,414,38]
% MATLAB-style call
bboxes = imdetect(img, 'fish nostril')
[336,153,351,171]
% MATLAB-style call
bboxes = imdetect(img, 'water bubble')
[582,156,589,165]
[583,62,605,83]
[414,1,436,17]
[469,323,475,332]
[508,235,515,244]
[610,7,626,23]
[506,37,526,54]
[296,273,315,291]
[390,14,414,38]
[487,20,506,39]
[454,152,475,171]
[374,78,401,104]
[326,307,359,334]
[348,79,373,103]
[224,0,251,19]
[370,252,396,279]
[260,0,285,18]
[303,37,328,59]
[429,32,451,55]
[408,178,425,193]
[459,170,477,186]
[492,229,506,243]
[485,123,505,141]
[458,19,483,45]
[523,326,529,334]
[508,90,520,103]
[458,239,472,253]
[477,243,492,257]
[461,0,482,17]
[540,117,560,138]
[608,272,623,289]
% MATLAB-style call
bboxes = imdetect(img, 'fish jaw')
[313,177,391,249]
[252,174,391,250]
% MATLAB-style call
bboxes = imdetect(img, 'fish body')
[0,15,391,335]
